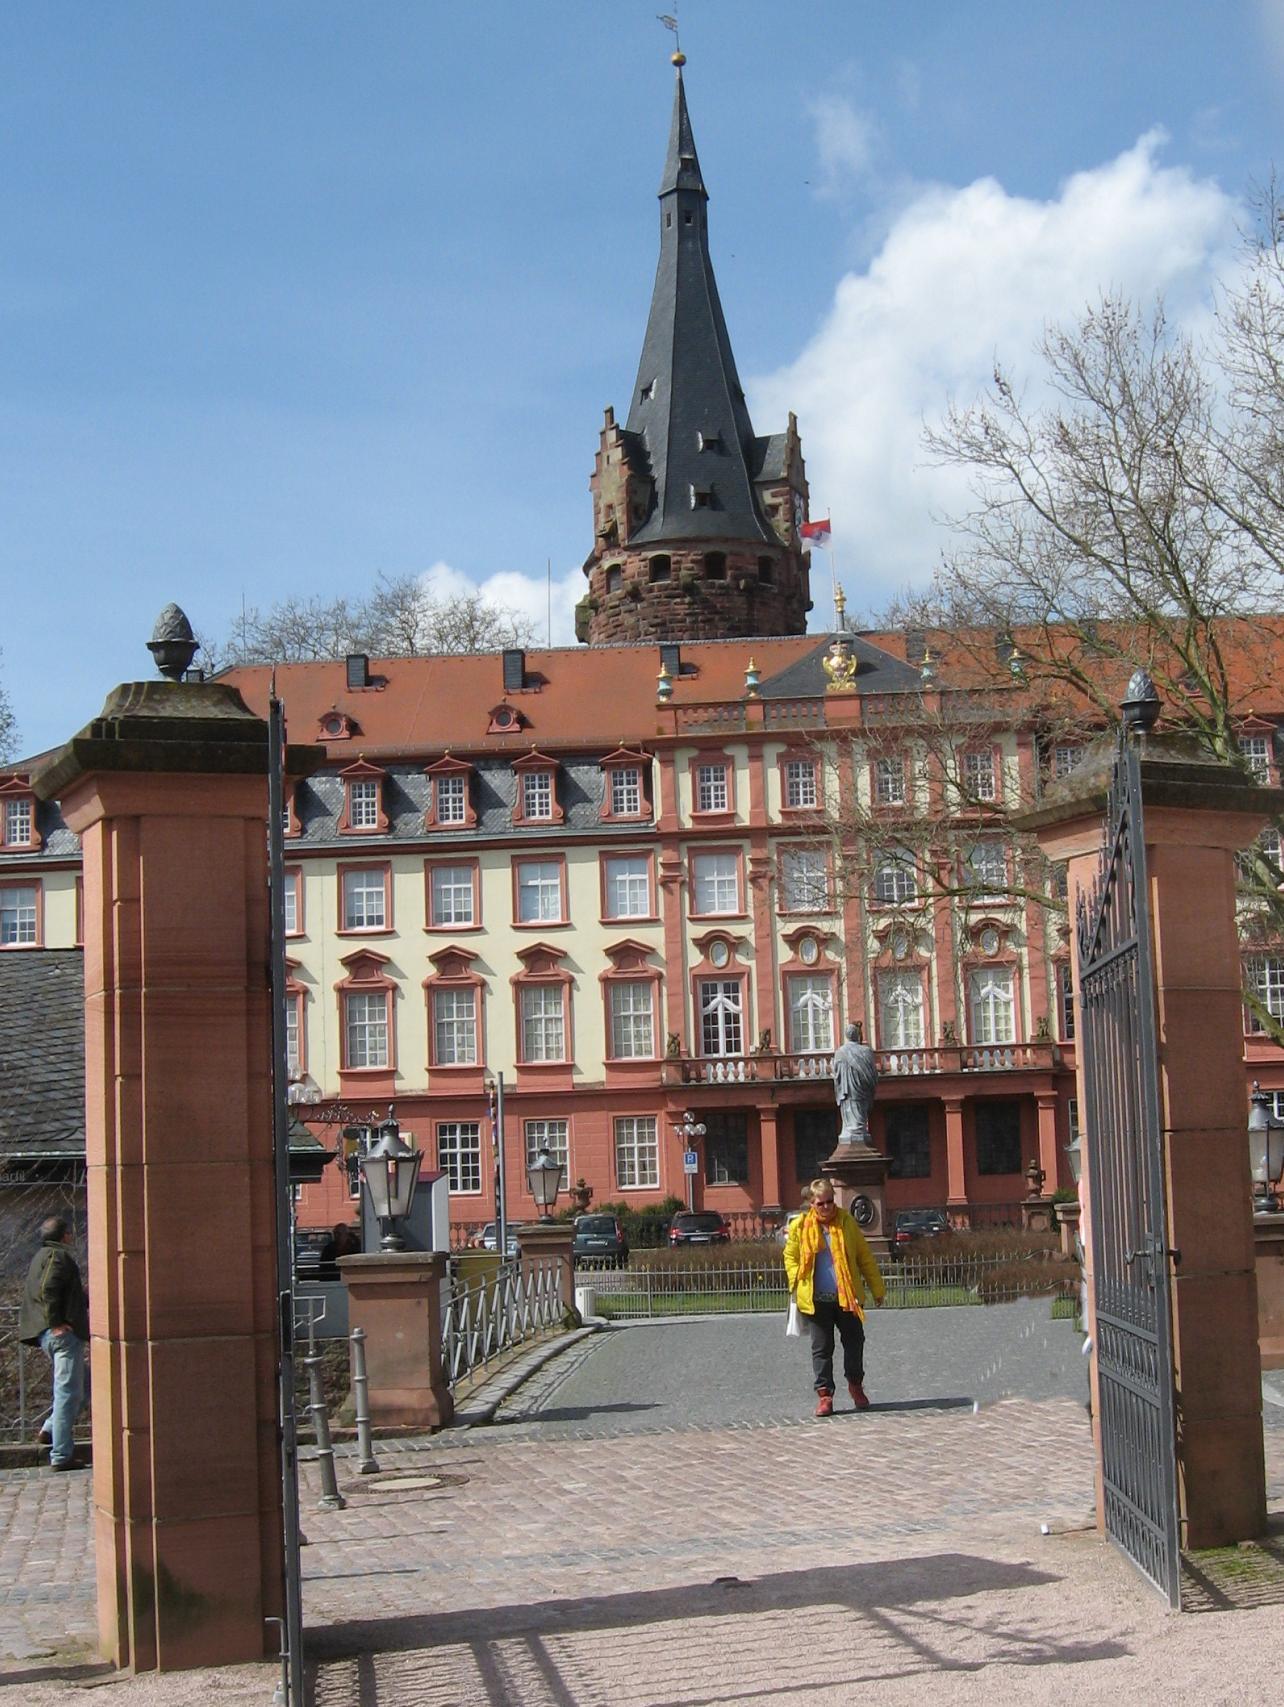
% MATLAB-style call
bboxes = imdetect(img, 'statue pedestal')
[823,1142,891,1261]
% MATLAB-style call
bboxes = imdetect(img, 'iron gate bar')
[1076,699,1181,1609]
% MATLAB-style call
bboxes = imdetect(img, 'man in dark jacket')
[19,1216,89,1470]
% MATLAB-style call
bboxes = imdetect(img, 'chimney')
[658,642,682,678]
[345,654,370,690]
[502,649,526,693]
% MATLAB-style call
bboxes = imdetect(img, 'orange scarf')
[799,1209,862,1318]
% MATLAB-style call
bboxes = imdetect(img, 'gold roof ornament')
[823,635,859,694]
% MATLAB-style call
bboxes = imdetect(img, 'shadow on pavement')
[306,1552,1131,1704]
[496,1400,660,1425]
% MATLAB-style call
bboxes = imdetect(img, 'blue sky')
[4,1,1283,756]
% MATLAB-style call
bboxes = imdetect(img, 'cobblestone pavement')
[1,1323,1282,1705]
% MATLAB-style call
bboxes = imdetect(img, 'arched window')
[704,552,727,581]
[649,554,671,583]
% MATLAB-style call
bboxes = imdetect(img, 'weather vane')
[658,10,684,63]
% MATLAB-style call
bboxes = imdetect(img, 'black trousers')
[805,1299,865,1394]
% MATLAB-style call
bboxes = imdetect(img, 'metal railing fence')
[580,1249,1079,1320]
[0,1306,46,1442]
[442,1256,565,1387]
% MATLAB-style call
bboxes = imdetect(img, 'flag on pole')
[800,517,832,547]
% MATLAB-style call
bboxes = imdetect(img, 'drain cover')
[367,1474,445,1492]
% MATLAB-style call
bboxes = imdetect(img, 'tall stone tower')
[577,63,813,646]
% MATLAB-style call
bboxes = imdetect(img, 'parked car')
[668,1210,732,1247]
[893,1208,949,1252]
[476,1221,521,1258]
[572,1213,629,1267]
[293,1229,330,1279]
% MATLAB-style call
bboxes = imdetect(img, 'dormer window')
[0,780,39,851]
[487,703,527,735]
[600,747,651,821]
[424,755,477,830]
[640,380,655,402]
[319,711,356,741]
[690,486,713,510]
[512,749,564,827]
[698,431,722,453]
[338,759,389,835]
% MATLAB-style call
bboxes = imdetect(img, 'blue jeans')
[39,1330,86,1465]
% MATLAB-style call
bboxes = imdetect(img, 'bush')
[630,1239,782,1278]
[596,1195,686,1249]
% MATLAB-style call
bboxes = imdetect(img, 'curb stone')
[449,1322,605,1427]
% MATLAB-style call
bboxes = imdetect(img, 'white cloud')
[417,558,583,646]
[810,95,880,197]
[751,132,1241,615]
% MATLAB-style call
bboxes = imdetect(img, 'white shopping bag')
[785,1298,803,1338]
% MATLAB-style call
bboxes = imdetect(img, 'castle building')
[4,70,1283,1234]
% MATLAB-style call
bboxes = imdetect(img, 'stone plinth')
[822,1143,890,1261]
[1021,1195,1055,1234]
[339,1252,454,1430]
[1018,726,1278,1551]
[32,675,321,1672]
[519,1221,576,1318]
[1057,1200,1083,1261]
[1255,1213,1284,1371]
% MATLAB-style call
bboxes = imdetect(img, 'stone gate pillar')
[1020,722,1279,1550]
[33,622,319,1670]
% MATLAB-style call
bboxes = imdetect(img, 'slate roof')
[623,70,775,549]
[0,950,85,1161]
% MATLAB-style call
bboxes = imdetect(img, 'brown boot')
[814,1391,834,1417]
[847,1380,871,1411]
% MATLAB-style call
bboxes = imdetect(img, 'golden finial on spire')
[659,12,684,64]
[834,584,847,627]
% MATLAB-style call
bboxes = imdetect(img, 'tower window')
[649,555,671,583]
[690,486,713,510]
[698,431,722,453]
[666,212,672,228]
[605,565,623,594]
[758,557,775,585]
[684,211,694,225]
[639,380,655,402]
[704,552,727,581]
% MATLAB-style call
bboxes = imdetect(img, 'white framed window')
[1053,744,1084,780]
[284,1000,301,1078]
[614,1115,659,1189]
[963,750,997,803]
[1260,826,1283,874]
[3,798,33,844]
[609,980,655,1058]
[344,990,389,1068]
[525,1118,569,1188]
[282,876,299,936]
[522,770,554,819]
[780,846,829,912]
[430,864,475,927]
[516,860,564,924]
[788,975,833,1053]
[436,773,467,824]
[1246,954,1284,1032]
[604,855,650,919]
[874,757,905,805]
[348,778,380,829]
[610,766,642,815]
[878,971,924,1049]
[968,966,1016,1046]
[520,984,566,1061]
[1240,733,1272,784]
[700,979,743,1056]
[433,987,478,1065]
[784,759,817,810]
[696,763,729,813]
[1058,962,1075,1041]
[691,851,740,915]
[341,868,387,931]
[438,1121,482,1194]
[965,840,1007,896]
[872,847,917,906]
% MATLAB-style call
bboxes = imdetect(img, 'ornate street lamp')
[359,1108,423,1250]
[527,1144,563,1223]
[674,1110,706,1211]
[1248,1082,1284,1212]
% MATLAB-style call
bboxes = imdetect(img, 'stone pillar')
[339,1252,454,1430]
[32,656,320,1671]
[823,1143,891,1261]
[758,1108,782,1217]
[519,1221,576,1317]
[1255,1214,1284,1370]
[1035,1093,1061,1190]
[1020,725,1279,1551]
[943,1098,966,1213]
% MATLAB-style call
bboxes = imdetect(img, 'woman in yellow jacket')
[783,1178,886,1416]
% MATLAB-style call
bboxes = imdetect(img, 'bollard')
[304,1353,346,1511]
[349,1327,379,1475]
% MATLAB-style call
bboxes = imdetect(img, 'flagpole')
[827,514,842,631]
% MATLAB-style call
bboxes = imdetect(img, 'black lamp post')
[1248,1082,1284,1213]
[359,1107,423,1251]
[526,1144,563,1223]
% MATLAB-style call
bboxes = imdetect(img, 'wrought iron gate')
[1076,700,1181,1607]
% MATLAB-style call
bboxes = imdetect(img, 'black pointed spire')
[624,68,774,548]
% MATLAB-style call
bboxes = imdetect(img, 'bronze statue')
[832,1021,878,1144]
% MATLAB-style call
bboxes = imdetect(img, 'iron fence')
[442,1256,566,1386]
[578,1249,1078,1320]
[0,1173,89,1443]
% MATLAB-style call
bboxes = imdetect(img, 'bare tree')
[205,571,536,669]
[0,651,17,764]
